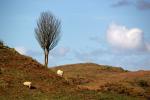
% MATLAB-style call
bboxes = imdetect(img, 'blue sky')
[0,0,150,71]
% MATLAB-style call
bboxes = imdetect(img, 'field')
[0,43,150,100]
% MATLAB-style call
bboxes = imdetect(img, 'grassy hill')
[0,43,74,99]
[0,43,149,100]
[52,63,150,99]
[51,63,126,87]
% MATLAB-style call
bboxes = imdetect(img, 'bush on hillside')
[100,82,145,97]
[134,78,150,88]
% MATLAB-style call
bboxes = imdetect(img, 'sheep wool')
[57,70,63,77]
[23,81,32,88]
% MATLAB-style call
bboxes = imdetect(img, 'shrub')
[100,82,145,97]
[137,79,149,87]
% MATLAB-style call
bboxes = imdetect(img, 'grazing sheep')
[23,81,32,88]
[57,70,63,77]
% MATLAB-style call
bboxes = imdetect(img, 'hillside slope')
[0,43,148,100]
[51,63,126,78]
[52,63,150,99]
[0,43,76,99]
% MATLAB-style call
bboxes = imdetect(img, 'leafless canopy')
[34,11,61,67]
[35,11,61,51]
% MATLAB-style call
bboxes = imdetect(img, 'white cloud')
[14,46,70,57]
[47,47,70,66]
[106,23,145,50]
[51,47,70,57]
[145,43,150,52]
[58,47,70,56]
[15,47,27,55]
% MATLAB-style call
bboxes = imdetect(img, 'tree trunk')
[44,49,49,67]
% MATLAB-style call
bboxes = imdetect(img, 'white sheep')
[23,81,32,88]
[57,70,63,77]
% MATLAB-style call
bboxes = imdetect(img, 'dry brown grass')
[51,63,150,99]
[0,44,74,99]
[0,43,148,100]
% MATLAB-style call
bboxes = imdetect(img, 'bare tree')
[35,11,61,67]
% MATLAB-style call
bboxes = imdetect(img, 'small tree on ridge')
[35,11,61,67]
